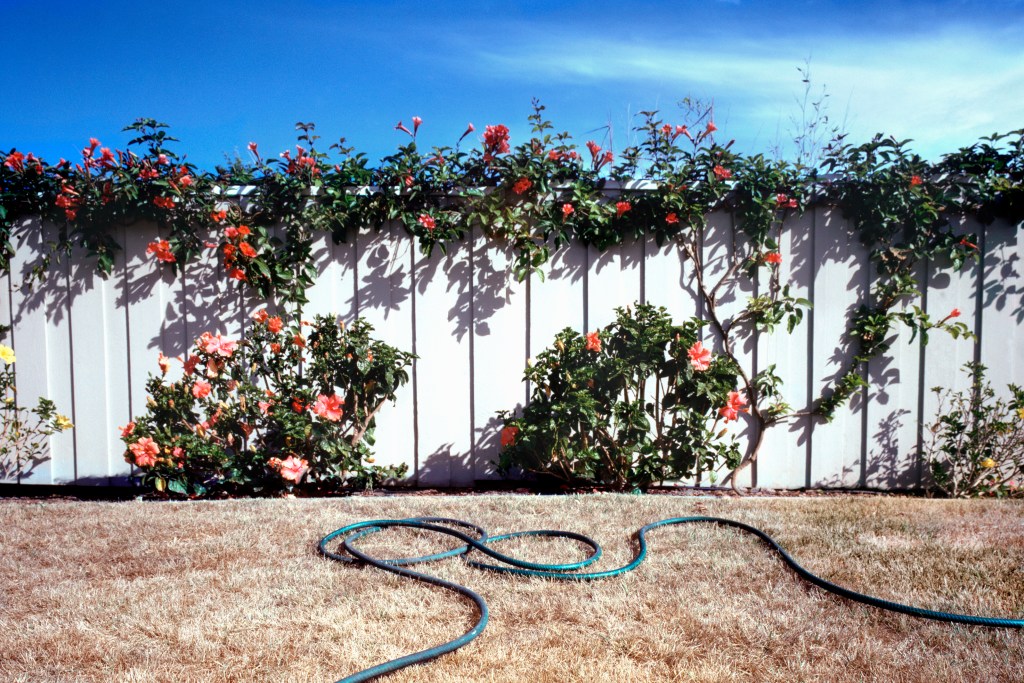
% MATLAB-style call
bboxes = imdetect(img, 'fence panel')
[4,209,1024,490]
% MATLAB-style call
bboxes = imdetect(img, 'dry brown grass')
[1,494,1022,682]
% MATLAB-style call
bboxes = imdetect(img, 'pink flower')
[129,437,160,467]
[258,400,273,415]
[500,425,519,448]
[312,393,345,422]
[119,422,136,438]
[157,352,171,375]
[418,214,436,231]
[412,116,422,135]
[719,391,749,422]
[616,201,632,218]
[252,309,269,323]
[201,333,237,358]
[394,120,412,136]
[562,203,575,221]
[278,455,309,484]
[192,379,212,399]
[157,154,169,165]
[483,124,510,160]
[775,193,798,209]
[687,341,712,372]
[182,355,199,376]
[512,177,532,195]
[764,252,783,265]
[585,331,601,352]
[704,121,718,136]
[675,125,690,140]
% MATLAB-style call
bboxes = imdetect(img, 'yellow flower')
[0,345,15,364]
[980,457,997,469]
[1017,408,1024,421]
[55,415,74,431]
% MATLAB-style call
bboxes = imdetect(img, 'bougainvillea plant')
[497,304,744,491]
[120,314,413,497]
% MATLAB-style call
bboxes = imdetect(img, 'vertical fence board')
[471,230,527,481]
[9,219,74,484]
[530,240,586,355]
[809,210,868,487]
[67,227,130,483]
[354,224,416,479]
[980,217,1024,393]
[304,233,356,324]
[0,263,12,483]
[413,240,472,486]
[643,231,696,321]
[586,240,642,330]
[757,210,814,489]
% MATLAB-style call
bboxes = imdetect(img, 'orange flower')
[500,425,519,448]
[561,203,574,221]
[251,309,269,323]
[764,252,783,265]
[417,214,436,231]
[210,210,228,222]
[512,177,532,195]
[267,316,284,333]
[293,334,306,348]
[665,212,679,225]
[238,242,257,258]
[146,240,176,263]
[718,391,749,422]
[585,331,601,352]
[129,437,160,467]
[228,268,246,281]
[192,379,212,399]
[615,201,632,218]
[119,422,136,438]
[713,165,732,181]
[270,342,282,354]
[910,175,923,186]
[202,333,237,358]
[182,355,199,375]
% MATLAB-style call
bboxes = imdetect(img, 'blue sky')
[2,0,1023,168]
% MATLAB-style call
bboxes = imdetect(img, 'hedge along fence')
[2,108,1023,489]
[1,208,1021,489]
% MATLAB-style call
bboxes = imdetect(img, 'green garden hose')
[318,515,1024,682]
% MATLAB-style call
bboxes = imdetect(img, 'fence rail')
[2,210,1021,489]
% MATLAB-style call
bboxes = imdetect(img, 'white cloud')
[471,25,1024,157]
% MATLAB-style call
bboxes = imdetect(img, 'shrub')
[923,362,1024,498]
[121,314,413,497]
[0,329,73,480]
[497,304,745,491]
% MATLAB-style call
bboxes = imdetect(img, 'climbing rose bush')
[497,304,744,491]
[121,314,413,496]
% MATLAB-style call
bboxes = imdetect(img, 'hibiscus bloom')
[616,201,631,218]
[417,214,436,231]
[202,333,238,357]
[129,437,160,467]
[146,240,176,263]
[713,165,732,181]
[278,455,309,484]
[251,309,269,323]
[764,252,783,265]
[119,421,136,438]
[687,341,712,372]
[562,203,575,221]
[719,391,749,422]
[665,213,679,225]
[157,352,171,375]
[267,316,284,333]
[192,380,212,399]
[585,331,601,352]
[500,425,520,448]
[312,393,345,422]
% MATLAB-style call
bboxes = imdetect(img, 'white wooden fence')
[2,209,1021,489]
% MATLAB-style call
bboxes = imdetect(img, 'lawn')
[2,494,1022,682]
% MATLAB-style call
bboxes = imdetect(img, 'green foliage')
[121,314,413,497]
[922,363,1024,498]
[0,327,73,480]
[497,304,744,491]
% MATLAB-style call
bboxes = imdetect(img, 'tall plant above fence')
[2,104,1022,487]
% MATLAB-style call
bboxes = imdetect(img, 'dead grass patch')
[1,495,1022,682]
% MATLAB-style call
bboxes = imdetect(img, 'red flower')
[4,150,25,172]
[764,252,783,265]
[182,355,199,375]
[910,175,923,186]
[483,124,510,160]
[665,213,679,225]
[247,141,259,158]
[252,309,269,323]
[586,140,602,161]
[585,331,601,352]
[458,123,475,144]
[949,308,961,318]
[291,397,306,413]
[138,165,159,180]
[312,393,345,422]
[512,177,532,195]
[153,196,175,210]
[210,210,228,223]
[500,425,520,448]
[238,242,257,259]
[119,422,136,438]
[267,316,283,334]
[713,165,732,181]
[192,379,212,399]
[146,240,176,263]
[562,203,575,221]
[293,334,306,348]
[270,343,282,354]
[718,390,749,422]
[958,237,978,250]
[688,341,713,372]
[616,201,632,218]
[417,214,436,231]
[676,125,691,140]
[228,268,246,281]
[775,193,798,209]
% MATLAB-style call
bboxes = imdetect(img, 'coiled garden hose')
[318,515,1024,682]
